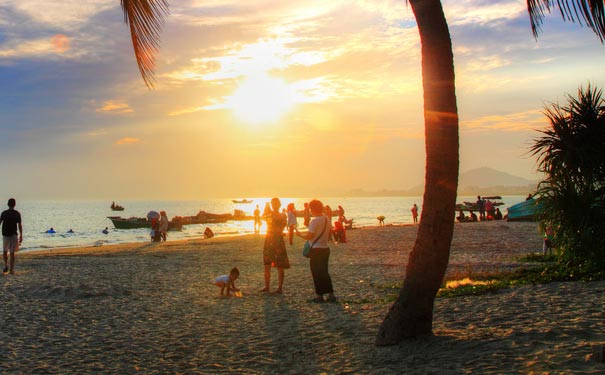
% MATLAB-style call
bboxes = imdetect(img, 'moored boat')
[107,216,183,231]
[506,199,541,221]
[232,199,253,204]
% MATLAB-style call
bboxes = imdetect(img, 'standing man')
[1,198,22,274]
[411,203,419,224]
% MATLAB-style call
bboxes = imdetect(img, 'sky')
[1,0,604,200]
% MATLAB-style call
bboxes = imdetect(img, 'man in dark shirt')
[1,198,23,274]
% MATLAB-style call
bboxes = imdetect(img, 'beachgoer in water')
[102,227,109,234]
[67,229,74,234]
[1,198,22,275]
[261,197,290,294]
[214,267,240,296]
[295,199,336,303]
[377,215,385,226]
[46,227,55,234]
[204,227,214,239]
[253,204,262,235]
[411,203,419,224]
[159,211,169,242]
[286,203,297,245]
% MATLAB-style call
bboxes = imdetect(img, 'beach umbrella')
[147,210,160,220]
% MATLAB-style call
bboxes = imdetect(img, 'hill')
[344,167,538,197]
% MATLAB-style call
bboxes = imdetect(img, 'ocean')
[12,195,528,252]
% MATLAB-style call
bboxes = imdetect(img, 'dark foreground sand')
[1,221,603,374]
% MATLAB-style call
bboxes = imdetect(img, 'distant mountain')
[344,167,538,197]
[459,167,535,188]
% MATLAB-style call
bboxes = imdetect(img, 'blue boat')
[506,199,541,221]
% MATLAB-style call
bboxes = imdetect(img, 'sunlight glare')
[229,74,295,125]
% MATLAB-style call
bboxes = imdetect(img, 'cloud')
[4,0,117,29]
[461,110,545,132]
[95,101,134,115]
[115,137,142,145]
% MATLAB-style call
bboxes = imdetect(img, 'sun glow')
[228,74,295,125]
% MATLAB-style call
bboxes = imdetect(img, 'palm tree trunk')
[376,0,459,345]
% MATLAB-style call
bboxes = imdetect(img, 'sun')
[228,74,295,125]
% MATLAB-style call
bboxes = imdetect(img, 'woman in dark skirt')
[262,197,290,294]
[295,199,336,303]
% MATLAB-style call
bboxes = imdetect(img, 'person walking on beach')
[262,197,290,294]
[1,198,22,274]
[286,203,297,245]
[253,204,262,235]
[159,211,169,242]
[295,199,336,303]
[411,203,419,224]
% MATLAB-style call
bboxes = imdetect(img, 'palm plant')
[120,0,605,345]
[531,84,605,267]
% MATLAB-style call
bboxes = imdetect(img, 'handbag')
[302,216,328,258]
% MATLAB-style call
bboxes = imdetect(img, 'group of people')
[245,198,338,302]
[150,211,169,242]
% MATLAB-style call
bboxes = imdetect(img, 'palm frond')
[121,0,169,88]
[527,0,605,42]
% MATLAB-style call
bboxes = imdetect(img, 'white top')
[287,211,297,226]
[215,274,230,284]
[307,215,330,248]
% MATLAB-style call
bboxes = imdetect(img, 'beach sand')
[1,221,604,374]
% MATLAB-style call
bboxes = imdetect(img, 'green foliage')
[530,84,605,268]
[438,261,605,298]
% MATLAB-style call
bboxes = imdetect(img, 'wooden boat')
[232,199,253,204]
[107,216,183,231]
[455,196,504,212]
[506,199,541,221]
[180,210,254,225]
[110,202,125,211]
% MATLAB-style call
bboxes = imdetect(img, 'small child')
[214,267,240,296]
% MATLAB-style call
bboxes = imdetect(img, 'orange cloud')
[51,34,70,53]
[115,137,142,145]
[96,100,134,114]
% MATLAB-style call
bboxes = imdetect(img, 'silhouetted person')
[1,198,22,274]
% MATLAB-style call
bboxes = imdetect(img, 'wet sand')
[1,221,604,374]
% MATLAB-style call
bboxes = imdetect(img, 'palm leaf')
[121,0,169,88]
[527,0,605,42]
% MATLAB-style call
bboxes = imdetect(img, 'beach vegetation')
[119,0,605,345]
[531,84,605,269]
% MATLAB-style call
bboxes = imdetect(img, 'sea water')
[13,195,527,252]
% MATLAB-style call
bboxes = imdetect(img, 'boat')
[110,202,125,211]
[455,196,504,211]
[232,199,253,204]
[506,199,541,221]
[180,210,253,225]
[107,216,183,231]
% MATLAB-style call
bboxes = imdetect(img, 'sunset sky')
[1,0,604,200]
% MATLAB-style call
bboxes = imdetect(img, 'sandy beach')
[1,221,604,374]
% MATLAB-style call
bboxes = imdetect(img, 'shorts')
[3,235,19,253]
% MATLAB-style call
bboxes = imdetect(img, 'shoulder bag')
[302,216,328,258]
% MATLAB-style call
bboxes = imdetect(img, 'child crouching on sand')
[214,267,240,296]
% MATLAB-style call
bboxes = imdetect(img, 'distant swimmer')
[46,227,56,234]
[67,229,74,234]
[102,227,109,235]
